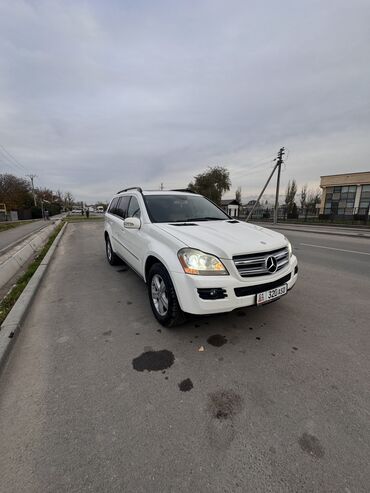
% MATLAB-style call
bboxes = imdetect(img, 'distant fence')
[239,206,370,226]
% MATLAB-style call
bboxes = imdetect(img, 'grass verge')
[0,222,64,327]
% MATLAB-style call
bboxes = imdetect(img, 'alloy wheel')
[151,274,169,316]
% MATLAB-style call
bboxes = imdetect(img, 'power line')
[0,149,25,174]
[0,144,29,173]
[0,153,21,173]
[232,156,276,178]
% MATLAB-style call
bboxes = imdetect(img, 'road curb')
[0,221,50,256]
[251,223,370,239]
[0,220,63,292]
[0,222,68,373]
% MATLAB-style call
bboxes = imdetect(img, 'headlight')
[286,239,292,258]
[178,248,228,275]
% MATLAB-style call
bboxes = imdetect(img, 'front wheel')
[105,236,120,265]
[148,263,186,327]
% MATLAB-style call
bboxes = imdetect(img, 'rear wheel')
[105,236,120,265]
[148,263,186,327]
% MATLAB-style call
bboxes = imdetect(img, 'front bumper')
[171,255,298,315]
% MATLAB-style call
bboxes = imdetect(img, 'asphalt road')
[0,220,46,253]
[0,222,369,492]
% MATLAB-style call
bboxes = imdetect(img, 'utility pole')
[26,174,37,206]
[273,147,285,224]
[246,147,285,222]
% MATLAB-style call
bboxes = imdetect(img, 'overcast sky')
[0,0,369,203]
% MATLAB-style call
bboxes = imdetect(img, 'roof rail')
[116,187,143,194]
[171,188,197,194]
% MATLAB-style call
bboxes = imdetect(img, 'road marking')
[300,243,370,256]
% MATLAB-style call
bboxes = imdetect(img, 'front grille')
[234,273,292,297]
[233,247,289,277]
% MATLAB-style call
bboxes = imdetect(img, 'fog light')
[197,288,227,300]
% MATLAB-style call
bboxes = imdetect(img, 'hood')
[155,221,287,259]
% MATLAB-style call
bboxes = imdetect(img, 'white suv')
[104,188,298,327]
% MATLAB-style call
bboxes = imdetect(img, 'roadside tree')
[188,166,231,204]
[285,179,298,219]
[0,173,33,211]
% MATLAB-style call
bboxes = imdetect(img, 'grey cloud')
[0,0,369,202]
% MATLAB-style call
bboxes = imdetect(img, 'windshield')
[144,194,229,223]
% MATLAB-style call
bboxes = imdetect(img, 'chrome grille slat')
[277,258,289,268]
[233,247,289,277]
[234,257,266,265]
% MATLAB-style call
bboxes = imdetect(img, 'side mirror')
[124,217,141,229]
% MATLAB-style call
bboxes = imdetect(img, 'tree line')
[188,166,321,216]
[0,173,75,219]
[1,167,321,220]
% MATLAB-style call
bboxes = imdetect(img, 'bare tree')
[285,179,298,218]
[306,188,321,216]
[63,191,74,210]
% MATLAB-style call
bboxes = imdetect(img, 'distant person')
[45,210,49,220]
[86,209,90,219]
[81,209,84,216]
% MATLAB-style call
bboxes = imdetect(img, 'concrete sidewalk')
[251,221,370,239]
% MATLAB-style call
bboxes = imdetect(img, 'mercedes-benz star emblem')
[265,256,278,273]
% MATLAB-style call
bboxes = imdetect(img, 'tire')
[148,263,186,327]
[105,236,120,265]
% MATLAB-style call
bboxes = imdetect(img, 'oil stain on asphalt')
[208,389,243,420]
[132,350,175,372]
[207,334,227,347]
[207,390,243,450]
[178,378,193,392]
[298,432,325,458]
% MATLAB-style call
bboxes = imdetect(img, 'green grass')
[0,222,64,327]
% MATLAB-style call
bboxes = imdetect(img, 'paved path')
[0,222,369,492]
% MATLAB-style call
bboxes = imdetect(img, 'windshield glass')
[144,194,229,223]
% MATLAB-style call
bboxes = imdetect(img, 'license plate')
[256,284,287,305]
